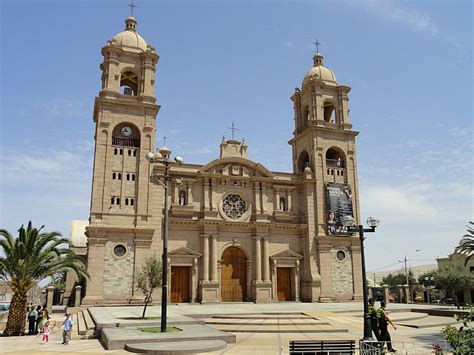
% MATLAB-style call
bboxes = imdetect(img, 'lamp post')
[342,215,380,342]
[146,146,183,333]
[424,276,434,303]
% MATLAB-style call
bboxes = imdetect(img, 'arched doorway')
[221,247,247,302]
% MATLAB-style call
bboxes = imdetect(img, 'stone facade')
[81,16,365,305]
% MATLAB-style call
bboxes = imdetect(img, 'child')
[41,321,51,344]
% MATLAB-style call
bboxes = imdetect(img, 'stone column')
[382,284,390,304]
[295,260,300,301]
[74,286,82,307]
[202,234,209,282]
[397,285,403,303]
[203,180,209,210]
[262,237,270,282]
[254,236,262,283]
[287,189,292,211]
[210,235,218,282]
[46,286,54,311]
[246,260,252,301]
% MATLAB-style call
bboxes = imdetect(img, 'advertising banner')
[326,182,354,236]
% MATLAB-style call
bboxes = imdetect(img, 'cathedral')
[80,15,364,305]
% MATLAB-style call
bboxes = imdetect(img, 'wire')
[367,262,401,272]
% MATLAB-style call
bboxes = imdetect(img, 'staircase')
[74,308,96,339]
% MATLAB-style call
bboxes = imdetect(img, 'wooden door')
[277,268,292,301]
[171,266,190,303]
[221,247,247,302]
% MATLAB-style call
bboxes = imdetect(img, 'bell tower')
[84,16,160,304]
[289,48,363,302]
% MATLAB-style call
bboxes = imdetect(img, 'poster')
[326,182,354,236]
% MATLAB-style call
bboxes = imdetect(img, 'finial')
[227,122,240,140]
[128,0,137,17]
[313,39,320,53]
[162,136,167,146]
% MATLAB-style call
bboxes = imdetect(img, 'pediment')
[168,246,201,257]
[198,157,275,178]
[270,249,303,260]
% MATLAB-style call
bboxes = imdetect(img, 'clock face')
[121,126,132,137]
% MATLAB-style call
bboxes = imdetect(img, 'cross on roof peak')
[226,122,240,140]
[314,39,321,53]
[128,0,137,17]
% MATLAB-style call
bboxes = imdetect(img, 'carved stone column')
[246,260,252,301]
[201,234,209,283]
[287,189,292,211]
[262,237,270,282]
[210,234,218,282]
[254,236,262,283]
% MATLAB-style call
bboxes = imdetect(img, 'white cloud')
[283,41,295,48]
[361,0,438,35]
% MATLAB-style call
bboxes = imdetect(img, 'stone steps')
[208,323,349,333]
[125,339,228,354]
[75,310,96,339]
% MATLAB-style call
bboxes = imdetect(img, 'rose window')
[222,194,247,219]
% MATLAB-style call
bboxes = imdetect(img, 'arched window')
[132,174,136,181]
[297,151,310,173]
[133,150,137,157]
[128,149,131,156]
[279,197,286,211]
[126,173,130,181]
[326,148,345,168]
[303,106,310,123]
[323,102,336,123]
[131,198,134,206]
[111,197,114,205]
[118,173,122,180]
[112,172,116,180]
[117,197,120,205]
[120,149,123,155]
[119,71,138,96]
[125,198,129,206]
[178,191,187,206]
[114,148,118,155]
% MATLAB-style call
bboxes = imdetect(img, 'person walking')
[27,306,38,335]
[377,300,397,352]
[41,321,51,344]
[61,312,73,345]
[368,298,381,341]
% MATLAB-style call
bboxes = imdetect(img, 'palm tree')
[0,222,89,336]
[455,221,474,265]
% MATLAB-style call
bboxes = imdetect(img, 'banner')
[326,182,354,236]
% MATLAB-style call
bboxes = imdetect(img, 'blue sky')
[1,0,472,273]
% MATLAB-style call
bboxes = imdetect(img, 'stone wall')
[103,241,134,298]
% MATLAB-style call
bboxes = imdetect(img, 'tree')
[0,222,89,336]
[434,264,473,304]
[135,256,162,319]
[455,222,474,265]
[382,270,416,288]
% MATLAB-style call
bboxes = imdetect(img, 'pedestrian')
[377,300,397,352]
[35,305,43,334]
[61,312,73,345]
[40,305,50,330]
[368,298,381,341]
[41,321,51,344]
[27,306,38,335]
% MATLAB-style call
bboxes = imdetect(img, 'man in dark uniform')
[368,298,381,341]
[377,300,397,352]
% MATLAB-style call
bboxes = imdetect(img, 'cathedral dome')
[111,17,147,51]
[302,53,337,87]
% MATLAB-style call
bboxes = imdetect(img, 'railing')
[326,158,345,168]
[112,137,140,148]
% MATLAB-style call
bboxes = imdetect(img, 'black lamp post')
[424,276,434,303]
[146,147,183,333]
[342,215,380,342]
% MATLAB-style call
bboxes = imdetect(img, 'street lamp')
[146,146,183,333]
[342,215,380,342]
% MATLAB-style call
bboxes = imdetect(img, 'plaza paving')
[0,302,458,354]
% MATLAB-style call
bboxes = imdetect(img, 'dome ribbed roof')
[302,53,337,87]
[110,17,147,51]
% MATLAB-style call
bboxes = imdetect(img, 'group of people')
[368,298,397,353]
[26,305,74,345]
[27,304,50,338]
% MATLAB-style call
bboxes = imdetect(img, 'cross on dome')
[227,122,240,140]
[128,0,137,17]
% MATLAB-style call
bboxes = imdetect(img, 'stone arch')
[220,246,248,302]
[323,99,337,123]
[119,69,139,95]
[297,150,310,173]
